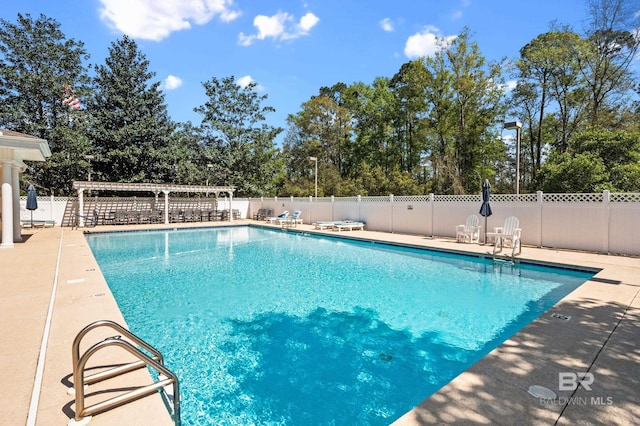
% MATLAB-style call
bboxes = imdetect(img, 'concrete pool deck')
[2,221,638,425]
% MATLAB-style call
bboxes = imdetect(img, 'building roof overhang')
[0,129,51,170]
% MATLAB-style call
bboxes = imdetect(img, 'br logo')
[558,372,594,391]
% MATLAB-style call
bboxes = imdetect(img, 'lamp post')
[308,156,318,198]
[206,163,213,186]
[504,121,522,195]
[84,155,95,182]
[84,154,95,198]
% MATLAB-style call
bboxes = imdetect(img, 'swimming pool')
[86,226,593,425]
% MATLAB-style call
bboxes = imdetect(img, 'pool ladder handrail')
[69,320,180,425]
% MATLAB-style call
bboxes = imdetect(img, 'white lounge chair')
[21,219,56,228]
[491,216,522,256]
[280,210,302,225]
[456,214,481,243]
[313,221,339,230]
[266,211,289,224]
[333,220,365,231]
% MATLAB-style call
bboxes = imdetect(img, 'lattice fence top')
[436,194,544,203]
[610,193,640,203]
[543,193,603,203]
[52,191,640,205]
[20,196,71,202]
[393,195,431,202]
[490,193,538,203]
[360,196,392,203]
[435,194,480,203]
[335,196,362,203]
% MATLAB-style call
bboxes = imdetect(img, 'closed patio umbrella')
[26,184,38,227]
[479,179,492,244]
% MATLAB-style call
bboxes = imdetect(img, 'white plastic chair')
[266,211,289,223]
[492,216,522,256]
[279,210,302,225]
[456,214,481,243]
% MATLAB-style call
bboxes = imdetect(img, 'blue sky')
[6,0,589,138]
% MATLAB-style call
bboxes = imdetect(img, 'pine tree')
[88,35,175,183]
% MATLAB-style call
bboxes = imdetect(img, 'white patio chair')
[456,214,481,243]
[280,210,302,225]
[266,211,289,224]
[492,216,522,256]
[333,221,365,231]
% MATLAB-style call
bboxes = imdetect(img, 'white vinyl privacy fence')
[19,191,640,256]
[19,195,68,223]
[250,191,640,256]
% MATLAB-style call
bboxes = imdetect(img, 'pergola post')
[77,188,85,227]
[163,190,170,224]
[229,191,234,222]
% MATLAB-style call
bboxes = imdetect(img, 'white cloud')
[236,75,264,91]
[404,26,456,58]
[451,10,463,20]
[238,11,319,46]
[380,18,393,32]
[99,0,241,41]
[297,12,320,34]
[504,80,518,92]
[236,75,253,88]
[164,75,183,90]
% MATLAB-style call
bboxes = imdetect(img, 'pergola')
[72,181,236,226]
[0,129,51,248]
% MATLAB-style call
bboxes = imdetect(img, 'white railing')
[20,191,640,256]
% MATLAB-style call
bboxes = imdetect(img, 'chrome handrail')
[70,320,180,425]
[71,320,164,384]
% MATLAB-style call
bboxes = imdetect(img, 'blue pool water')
[86,226,593,425]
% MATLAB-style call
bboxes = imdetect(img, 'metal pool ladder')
[68,320,180,426]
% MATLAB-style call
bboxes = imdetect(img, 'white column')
[229,191,234,222]
[1,160,14,248]
[77,188,85,227]
[163,191,170,224]
[12,165,21,242]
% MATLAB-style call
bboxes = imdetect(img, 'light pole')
[206,163,213,186]
[504,121,522,195]
[84,155,95,182]
[308,156,318,198]
[84,154,95,197]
